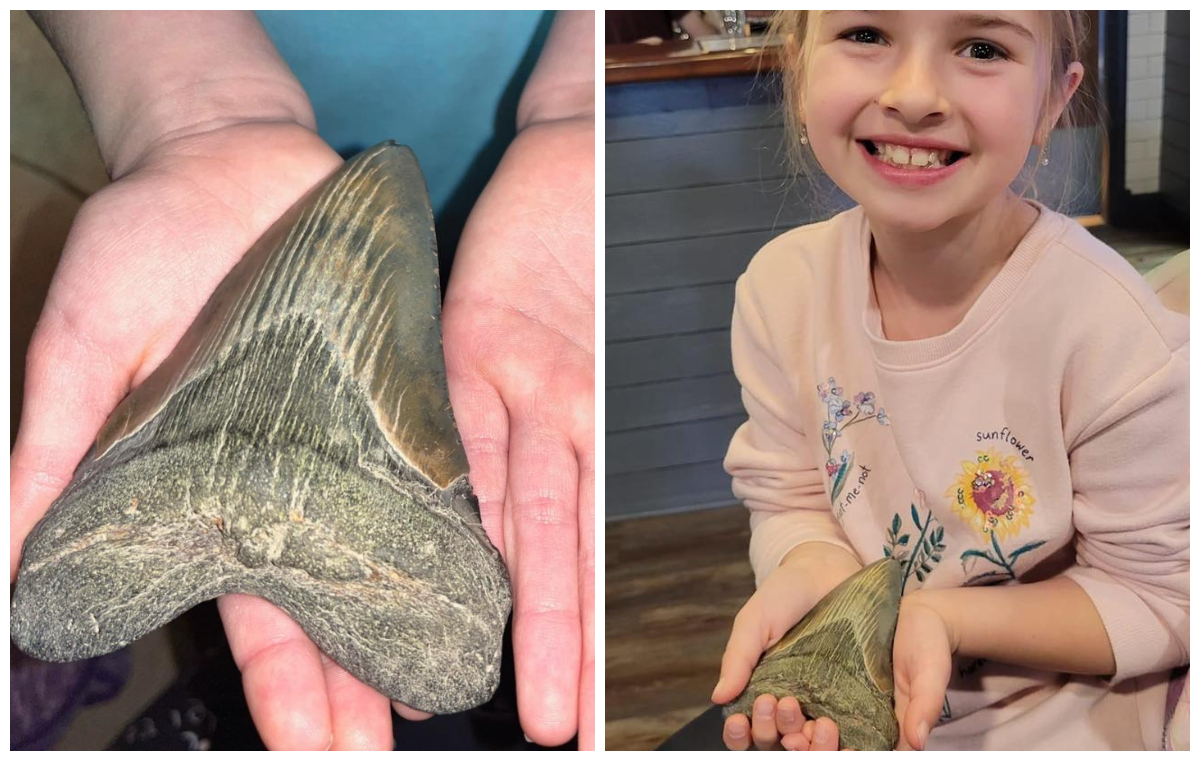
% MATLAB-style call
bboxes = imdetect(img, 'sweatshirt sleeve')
[1061,343,1190,684]
[723,267,857,587]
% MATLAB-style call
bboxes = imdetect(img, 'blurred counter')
[604,36,781,84]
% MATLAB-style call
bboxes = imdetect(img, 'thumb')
[712,602,770,704]
[11,322,128,582]
[896,667,947,751]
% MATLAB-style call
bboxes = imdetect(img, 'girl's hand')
[713,544,861,750]
[891,592,957,751]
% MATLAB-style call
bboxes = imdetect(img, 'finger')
[11,316,130,582]
[217,593,332,750]
[712,603,766,703]
[781,731,810,751]
[442,367,510,559]
[392,702,433,722]
[724,714,751,751]
[802,719,816,743]
[751,693,779,750]
[776,696,804,736]
[507,424,580,746]
[576,445,595,750]
[313,652,392,750]
[811,716,839,751]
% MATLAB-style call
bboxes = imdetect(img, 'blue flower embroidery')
[817,376,889,501]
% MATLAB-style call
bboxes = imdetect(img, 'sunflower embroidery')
[944,448,1035,540]
[946,447,1044,585]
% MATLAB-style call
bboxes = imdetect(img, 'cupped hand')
[713,559,846,750]
[891,593,955,751]
[442,116,594,748]
[10,121,432,749]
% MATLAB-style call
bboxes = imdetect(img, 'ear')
[1037,61,1086,146]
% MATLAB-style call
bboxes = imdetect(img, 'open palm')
[11,121,441,749]
[443,117,595,748]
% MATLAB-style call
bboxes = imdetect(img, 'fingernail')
[779,707,795,724]
[524,733,535,745]
[729,724,746,739]
[711,679,724,699]
[917,720,929,749]
[324,734,333,751]
[755,703,773,719]
[815,722,829,744]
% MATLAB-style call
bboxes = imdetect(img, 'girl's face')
[803,10,1073,233]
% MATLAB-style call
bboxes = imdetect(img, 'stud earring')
[1039,146,1049,166]
[800,124,809,145]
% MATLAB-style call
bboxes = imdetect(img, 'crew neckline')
[857,198,1066,368]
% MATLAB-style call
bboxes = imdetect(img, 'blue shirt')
[257,10,552,256]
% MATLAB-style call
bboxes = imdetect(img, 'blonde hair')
[768,10,1103,213]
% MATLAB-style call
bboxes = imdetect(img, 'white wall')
[1125,10,1167,195]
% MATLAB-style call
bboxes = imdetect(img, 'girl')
[711,10,1188,751]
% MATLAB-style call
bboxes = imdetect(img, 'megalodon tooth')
[723,558,902,750]
[10,142,512,715]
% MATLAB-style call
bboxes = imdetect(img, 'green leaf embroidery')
[1008,540,1046,563]
[960,548,996,563]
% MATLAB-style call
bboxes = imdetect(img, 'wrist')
[516,10,593,131]
[903,588,962,654]
[108,76,315,178]
[777,542,862,595]
[32,11,315,179]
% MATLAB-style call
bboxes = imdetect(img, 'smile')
[858,140,968,188]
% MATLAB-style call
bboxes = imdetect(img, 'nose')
[876,50,949,125]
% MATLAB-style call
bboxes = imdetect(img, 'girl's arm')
[910,577,1116,676]
[921,300,1188,683]
[28,11,314,179]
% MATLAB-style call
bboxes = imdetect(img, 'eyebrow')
[826,10,1036,44]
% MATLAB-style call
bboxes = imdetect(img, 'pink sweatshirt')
[724,199,1189,750]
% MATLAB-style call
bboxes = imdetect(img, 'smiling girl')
[711,10,1188,751]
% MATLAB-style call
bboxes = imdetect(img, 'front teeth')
[877,142,948,168]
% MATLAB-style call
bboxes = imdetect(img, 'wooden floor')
[605,505,755,751]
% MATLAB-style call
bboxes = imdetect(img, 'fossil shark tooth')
[10,142,512,715]
[723,557,902,750]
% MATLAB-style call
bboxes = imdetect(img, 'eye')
[841,27,885,45]
[960,40,1009,61]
